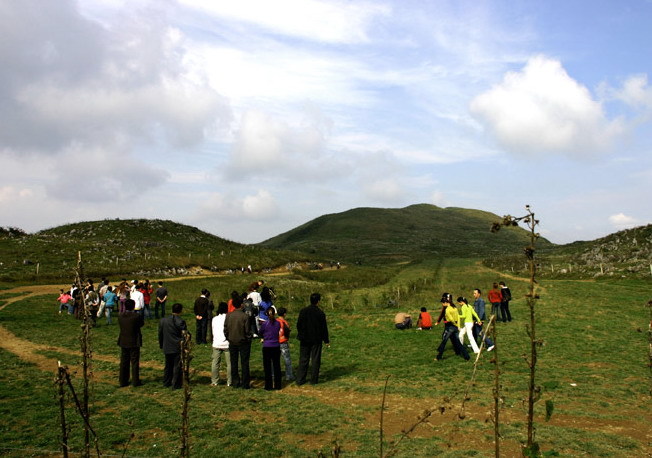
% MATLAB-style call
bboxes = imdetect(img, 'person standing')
[155,281,168,319]
[276,307,294,382]
[117,299,144,387]
[103,286,117,325]
[260,307,282,390]
[141,280,153,319]
[499,281,512,322]
[224,296,253,389]
[472,289,495,351]
[194,289,211,344]
[211,302,231,386]
[158,303,187,389]
[296,293,330,386]
[487,283,503,319]
[131,284,145,318]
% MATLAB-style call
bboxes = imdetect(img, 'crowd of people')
[393,282,513,361]
[56,279,330,391]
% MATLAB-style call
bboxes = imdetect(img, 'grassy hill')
[486,223,652,278]
[0,219,309,282]
[259,204,554,263]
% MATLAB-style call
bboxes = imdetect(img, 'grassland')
[0,259,650,457]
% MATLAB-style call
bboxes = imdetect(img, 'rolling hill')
[259,204,554,263]
[0,219,308,282]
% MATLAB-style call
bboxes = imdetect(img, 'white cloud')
[0,1,230,195]
[362,178,405,203]
[430,191,450,207]
[612,74,652,109]
[195,189,279,222]
[225,109,341,181]
[179,0,389,44]
[0,186,33,203]
[470,55,625,157]
[608,213,640,230]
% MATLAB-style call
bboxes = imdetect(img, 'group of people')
[56,278,169,325]
[57,278,330,391]
[394,282,512,361]
[203,283,330,391]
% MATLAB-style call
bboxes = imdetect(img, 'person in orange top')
[276,307,294,381]
[416,307,432,330]
[227,290,239,313]
[487,282,503,319]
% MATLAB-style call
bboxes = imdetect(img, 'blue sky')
[1,0,651,244]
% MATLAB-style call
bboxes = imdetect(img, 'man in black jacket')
[296,292,330,385]
[224,296,253,389]
[158,303,187,389]
[117,299,144,387]
[194,289,212,344]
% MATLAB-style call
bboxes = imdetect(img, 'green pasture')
[0,259,650,457]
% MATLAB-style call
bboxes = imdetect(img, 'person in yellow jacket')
[457,297,481,354]
[434,293,470,361]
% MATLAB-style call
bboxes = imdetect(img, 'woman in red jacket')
[487,282,503,319]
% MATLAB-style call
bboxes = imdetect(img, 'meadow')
[0,259,650,457]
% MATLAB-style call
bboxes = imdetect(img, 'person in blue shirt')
[103,286,118,325]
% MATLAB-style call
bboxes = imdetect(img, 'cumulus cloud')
[0,1,230,201]
[608,213,640,230]
[225,109,341,181]
[610,74,652,110]
[196,189,279,221]
[470,55,625,157]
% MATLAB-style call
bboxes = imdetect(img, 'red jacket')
[487,289,503,304]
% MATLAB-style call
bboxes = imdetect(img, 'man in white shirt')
[131,285,145,317]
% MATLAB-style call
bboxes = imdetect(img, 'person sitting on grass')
[434,293,469,362]
[394,312,412,330]
[416,307,432,330]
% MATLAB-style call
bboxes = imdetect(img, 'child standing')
[276,307,294,382]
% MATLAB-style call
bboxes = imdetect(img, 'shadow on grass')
[321,363,358,383]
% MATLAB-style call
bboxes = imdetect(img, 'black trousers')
[297,342,323,385]
[119,347,141,386]
[229,342,252,389]
[262,346,282,390]
[163,352,182,388]
[196,315,209,344]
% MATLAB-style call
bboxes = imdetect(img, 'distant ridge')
[259,204,554,263]
[0,219,305,281]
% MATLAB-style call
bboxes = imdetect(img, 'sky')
[1,0,651,245]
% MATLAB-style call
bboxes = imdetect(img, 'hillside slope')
[487,223,652,278]
[259,204,554,263]
[0,219,306,281]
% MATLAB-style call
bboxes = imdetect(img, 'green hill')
[486,223,652,278]
[0,219,308,282]
[259,204,554,263]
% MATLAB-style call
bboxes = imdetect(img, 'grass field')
[0,259,650,457]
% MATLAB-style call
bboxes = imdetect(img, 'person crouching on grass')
[434,293,469,362]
